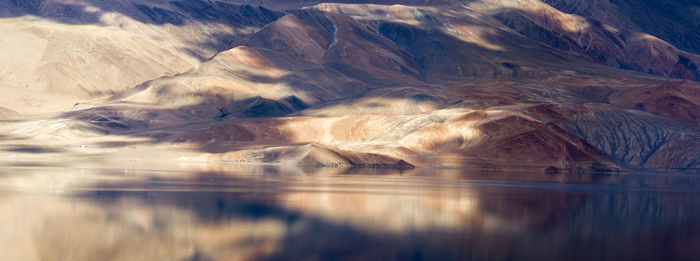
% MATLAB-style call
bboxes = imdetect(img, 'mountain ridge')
[0,0,698,172]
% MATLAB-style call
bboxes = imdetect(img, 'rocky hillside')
[542,0,700,54]
[0,0,698,172]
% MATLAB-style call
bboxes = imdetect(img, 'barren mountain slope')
[0,0,698,172]
[542,0,700,54]
[472,0,700,81]
[0,0,282,113]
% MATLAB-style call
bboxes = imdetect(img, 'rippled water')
[1,160,699,260]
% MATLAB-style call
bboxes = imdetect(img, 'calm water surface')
[1,160,699,260]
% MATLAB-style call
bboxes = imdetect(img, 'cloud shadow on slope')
[2,0,282,27]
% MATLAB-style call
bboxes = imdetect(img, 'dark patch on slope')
[5,0,283,27]
[543,0,700,54]
[493,10,572,51]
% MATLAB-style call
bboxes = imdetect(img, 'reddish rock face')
[468,116,615,171]
[611,80,700,127]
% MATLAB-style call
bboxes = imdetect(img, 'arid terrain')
[1,0,698,173]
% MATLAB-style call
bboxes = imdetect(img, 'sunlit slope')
[0,18,192,113]
[0,0,281,114]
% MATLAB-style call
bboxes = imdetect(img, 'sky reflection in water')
[1,161,699,260]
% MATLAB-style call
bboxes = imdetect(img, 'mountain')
[0,0,698,172]
[542,0,700,55]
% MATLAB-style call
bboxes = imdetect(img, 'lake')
[1,160,699,260]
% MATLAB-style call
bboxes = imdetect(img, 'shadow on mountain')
[4,1,697,83]
[542,0,700,55]
[492,7,700,81]
[41,6,696,171]
[1,0,465,26]
[2,2,698,171]
[2,0,282,27]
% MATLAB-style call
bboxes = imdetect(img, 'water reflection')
[1,160,699,260]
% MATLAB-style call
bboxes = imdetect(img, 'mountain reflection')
[1,161,699,260]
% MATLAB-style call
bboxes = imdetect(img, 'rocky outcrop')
[529,103,700,170]
[469,116,618,172]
